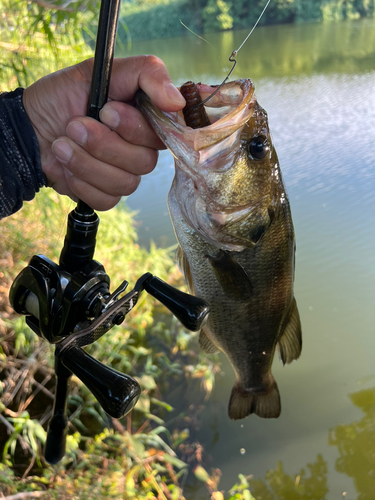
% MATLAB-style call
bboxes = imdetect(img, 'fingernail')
[164,82,186,107]
[67,121,87,145]
[52,139,73,163]
[100,106,120,129]
[63,167,73,179]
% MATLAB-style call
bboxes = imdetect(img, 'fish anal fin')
[228,376,281,420]
[205,250,252,300]
[199,328,220,354]
[176,245,195,294]
[277,297,302,365]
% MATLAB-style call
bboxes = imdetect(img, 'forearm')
[0,88,47,219]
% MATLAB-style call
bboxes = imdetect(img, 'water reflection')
[329,387,375,500]
[251,455,328,499]
[246,385,375,499]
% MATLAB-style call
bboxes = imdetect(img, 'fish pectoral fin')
[205,250,252,300]
[228,375,281,420]
[199,327,220,354]
[176,245,195,294]
[176,245,184,275]
[277,297,302,365]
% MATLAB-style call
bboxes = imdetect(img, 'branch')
[2,492,47,500]
[29,0,75,12]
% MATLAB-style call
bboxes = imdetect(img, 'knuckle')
[144,55,166,76]
[119,174,141,196]
[141,150,158,174]
[145,54,164,68]
[94,196,121,212]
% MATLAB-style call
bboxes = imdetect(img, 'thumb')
[109,55,186,112]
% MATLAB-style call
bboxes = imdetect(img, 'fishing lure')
[180,81,211,128]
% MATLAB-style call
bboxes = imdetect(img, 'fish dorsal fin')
[205,250,252,301]
[176,245,195,294]
[277,297,302,365]
[199,327,220,354]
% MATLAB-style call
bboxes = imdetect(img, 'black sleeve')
[0,88,47,219]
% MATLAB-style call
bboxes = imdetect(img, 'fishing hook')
[199,0,272,106]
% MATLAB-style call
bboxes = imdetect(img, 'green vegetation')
[118,0,375,41]
[0,190,229,499]
[0,2,255,497]
[0,0,95,90]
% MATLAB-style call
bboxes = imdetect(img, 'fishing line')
[179,20,215,50]
[200,0,272,106]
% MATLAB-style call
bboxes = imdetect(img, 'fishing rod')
[9,0,209,465]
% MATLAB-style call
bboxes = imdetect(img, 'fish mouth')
[136,79,255,157]
[136,80,257,251]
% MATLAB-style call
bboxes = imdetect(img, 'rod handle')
[44,358,71,464]
[44,411,69,465]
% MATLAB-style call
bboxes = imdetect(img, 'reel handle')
[144,276,210,332]
[57,345,141,419]
[45,348,140,464]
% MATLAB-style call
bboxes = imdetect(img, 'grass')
[0,190,257,499]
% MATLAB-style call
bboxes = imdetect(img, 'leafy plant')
[0,190,224,498]
[2,411,46,466]
[0,0,96,90]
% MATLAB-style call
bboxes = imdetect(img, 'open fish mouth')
[136,79,256,157]
[136,79,263,252]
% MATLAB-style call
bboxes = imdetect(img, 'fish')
[136,79,302,420]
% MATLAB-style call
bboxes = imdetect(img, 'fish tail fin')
[228,376,281,420]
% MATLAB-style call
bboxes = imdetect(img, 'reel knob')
[144,276,209,331]
[58,345,141,418]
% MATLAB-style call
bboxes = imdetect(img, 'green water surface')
[119,18,375,500]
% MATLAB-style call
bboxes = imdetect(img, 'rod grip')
[58,345,141,418]
[44,358,71,464]
[44,411,69,465]
[144,276,210,331]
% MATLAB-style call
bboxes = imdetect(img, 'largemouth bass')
[136,79,302,420]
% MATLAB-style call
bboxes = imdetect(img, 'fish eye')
[249,137,269,160]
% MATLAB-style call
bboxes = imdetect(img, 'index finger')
[79,56,186,112]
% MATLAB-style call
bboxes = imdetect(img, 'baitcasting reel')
[9,201,209,464]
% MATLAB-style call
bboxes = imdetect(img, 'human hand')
[23,56,185,211]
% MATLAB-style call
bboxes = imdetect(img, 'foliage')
[0,190,224,498]
[0,0,96,91]
[202,0,233,32]
[119,0,202,42]
[119,0,374,41]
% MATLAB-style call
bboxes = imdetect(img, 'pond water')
[117,19,375,499]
